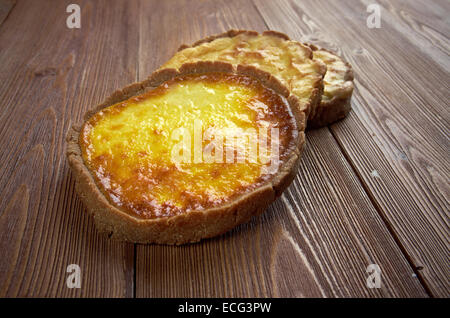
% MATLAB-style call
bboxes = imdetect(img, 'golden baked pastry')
[66,61,305,244]
[161,30,326,123]
[161,30,354,128]
[305,44,354,128]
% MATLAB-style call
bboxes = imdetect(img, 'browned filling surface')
[80,73,298,219]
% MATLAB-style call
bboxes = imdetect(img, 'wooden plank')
[135,0,427,297]
[0,0,138,297]
[374,0,449,70]
[253,0,449,296]
[0,0,15,27]
[136,0,267,79]
[137,130,428,297]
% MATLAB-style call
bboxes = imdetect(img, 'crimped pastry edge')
[174,29,356,128]
[66,61,306,245]
[174,29,326,124]
[304,43,354,128]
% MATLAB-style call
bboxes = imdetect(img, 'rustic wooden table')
[0,0,448,298]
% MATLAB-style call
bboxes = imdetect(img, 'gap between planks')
[134,2,428,298]
[327,126,434,297]
[251,0,434,297]
[0,0,15,28]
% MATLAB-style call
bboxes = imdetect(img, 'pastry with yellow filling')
[66,61,305,244]
[305,44,354,128]
[162,30,354,128]
[161,30,326,123]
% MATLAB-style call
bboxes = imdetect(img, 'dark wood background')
[0,0,448,297]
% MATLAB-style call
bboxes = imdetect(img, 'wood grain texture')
[137,130,428,297]
[0,0,14,27]
[0,0,446,298]
[0,0,137,297]
[134,0,427,298]
[136,0,267,79]
[253,0,449,296]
